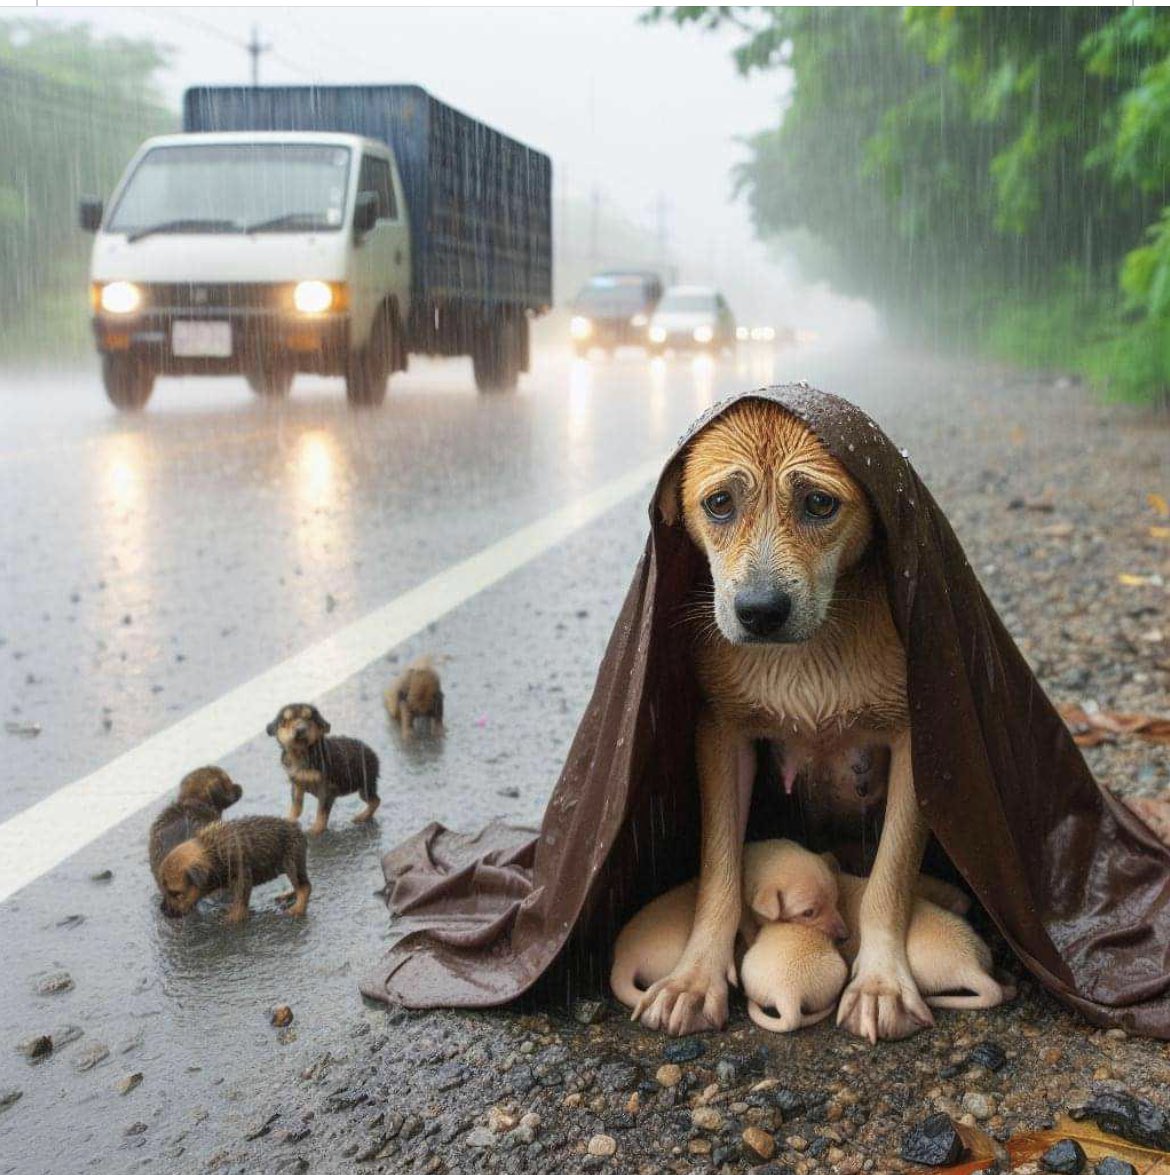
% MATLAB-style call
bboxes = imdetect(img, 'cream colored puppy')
[740,922,848,1033]
[837,873,1014,1010]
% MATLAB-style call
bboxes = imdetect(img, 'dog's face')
[177,766,243,812]
[746,843,848,942]
[266,703,330,751]
[157,840,211,918]
[663,401,874,644]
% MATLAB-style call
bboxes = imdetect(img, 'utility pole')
[589,186,600,269]
[247,26,271,87]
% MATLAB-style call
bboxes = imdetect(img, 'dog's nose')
[734,588,792,638]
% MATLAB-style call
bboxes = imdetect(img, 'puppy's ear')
[750,886,783,923]
[265,712,281,737]
[656,460,683,527]
[311,707,331,734]
[185,863,209,891]
[820,851,841,875]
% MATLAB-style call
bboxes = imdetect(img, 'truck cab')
[82,131,410,408]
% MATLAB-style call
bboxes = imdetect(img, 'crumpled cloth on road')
[362,384,1170,1039]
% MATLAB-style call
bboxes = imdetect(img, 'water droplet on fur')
[848,443,855,452]
[899,447,910,458]
[903,569,911,578]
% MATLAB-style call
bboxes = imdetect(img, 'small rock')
[587,1134,616,1157]
[270,1005,293,1028]
[487,1106,516,1134]
[716,1059,739,1085]
[243,1112,280,1140]
[1094,1161,1137,1175]
[962,1092,996,1121]
[662,1038,705,1063]
[497,786,521,799]
[117,1073,143,1096]
[55,914,85,929]
[35,971,74,996]
[124,1122,147,1136]
[1041,1139,1086,1173]
[53,1025,83,1049]
[0,1088,21,1112]
[90,870,114,883]
[687,1138,712,1156]
[656,1063,682,1088]
[1071,1091,1170,1150]
[691,1106,722,1131]
[519,1112,541,1132]
[742,1126,776,1161]
[901,1113,965,1166]
[786,1135,808,1152]
[968,1041,1007,1072]
[75,1042,110,1072]
[17,1035,52,1060]
[572,999,606,1025]
[773,1089,806,1117]
[464,1126,495,1148]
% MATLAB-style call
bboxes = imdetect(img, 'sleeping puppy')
[610,839,842,1011]
[740,922,848,1033]
[384,656,444,739]
[836,872,1014,1011]
[267,703,380,834]
[148,766,242,881]
[157,816,310,923]
[637,399,931,1040]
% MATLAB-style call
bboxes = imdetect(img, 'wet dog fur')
[267,703,380,834]
[384,656,444,739]
[636,399,933,1041]
[156,816,310,922]
[148,766,243,881]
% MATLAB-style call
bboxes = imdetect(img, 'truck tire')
[102,354,155,411]
[473,316,521,392]
[346,307,392,406]
[246,362,293,399]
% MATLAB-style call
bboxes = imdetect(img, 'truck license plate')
[172,321,232,358]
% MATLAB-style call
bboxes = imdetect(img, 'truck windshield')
[108,143,352,236]
[658,291,717,312]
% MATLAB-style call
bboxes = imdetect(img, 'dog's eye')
[801,908,815,919]
[702,491,735,521]
[803,491,839,520]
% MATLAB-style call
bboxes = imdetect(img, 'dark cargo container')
[183,85,551,387]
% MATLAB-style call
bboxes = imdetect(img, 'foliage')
[650,6,1170,402]
[0,19,175,360]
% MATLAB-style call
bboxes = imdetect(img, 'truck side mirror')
[353,191,378,237]
[79,197,104,233]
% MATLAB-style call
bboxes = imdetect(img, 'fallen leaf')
[1122,795,1170,847]
[1150,526,1170,541]
[1118,573,1154,587]
[1040,522,1075,538]
[1148,492,1169,519]
[1058,703,1170,747]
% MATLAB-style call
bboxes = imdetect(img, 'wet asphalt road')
[1,341,1165,1174]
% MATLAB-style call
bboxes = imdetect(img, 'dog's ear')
[656,460,683,527]
[819,851,841,875]
[750,886,783,923]
[311,706,331,734]
[265,710,282,737]
[185,863,209,891]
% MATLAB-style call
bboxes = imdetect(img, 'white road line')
[0,457,663,904]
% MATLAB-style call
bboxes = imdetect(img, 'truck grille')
[142,283,288,312]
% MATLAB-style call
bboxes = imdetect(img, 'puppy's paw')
[308,820,328,837]
[836,953,932,1044]
[225,904,251,925]
[631,959,730,1036]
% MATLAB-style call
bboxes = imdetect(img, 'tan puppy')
[157,816,310,923]
[384,656,444,739]
[148,766,243,881]
[637,399,931,1040]
[611,839,841,1010]
[836,873,1013,1010]
[740,923,848,1033]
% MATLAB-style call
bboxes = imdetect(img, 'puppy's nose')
[734,587,792,638]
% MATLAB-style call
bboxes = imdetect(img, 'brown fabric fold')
[361,385,1170,1038]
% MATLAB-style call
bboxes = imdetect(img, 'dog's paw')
[836,954,932,1044]
[631,960,730,1036]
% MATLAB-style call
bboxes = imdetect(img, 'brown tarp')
[362,385,1170,1038]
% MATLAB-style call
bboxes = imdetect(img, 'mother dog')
[634,399,928,1042]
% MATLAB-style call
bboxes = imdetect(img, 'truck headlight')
[570,315,592,340]
[648,326,667,344]
[693,324,714,344]
[98,281,142,315]
[630,313,648,328]
[293,280,339,314]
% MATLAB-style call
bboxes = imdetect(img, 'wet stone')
[75,1042,110,1072]
[771,1088,806,1117]
[53,1025,83,1048]
[124,1122,147,1137]
[969,1040,1008,1072]
[603,1111,635,1132]
[656,1063,682,1088]
[434,1061,469,1091]
[1094,1161,1137,1175]
[572,999,606,1025]
[89,870,114,883]
[1071,1092,1170,1150]
[901,1113,965,1166]
[587,1134,616,1157]
[270,1005,294,1028]
[597,1062,640,1093]
[325,1087,369,1113]
[662,1038,705,1064]
[243,1112,280,1140]
[509,1064,535,1095]
[17,1035,52,1060]
[281,1119,312,1144]
[35,971,74,996]
[806,1137,831,1159]
[1041,1139,1087,1173]
[117,1073,143,1096]
[742,1126,776,1161]
[0,1089,21,1113]
[465,1126,495,1148]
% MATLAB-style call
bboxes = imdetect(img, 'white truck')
[80,85,552,410]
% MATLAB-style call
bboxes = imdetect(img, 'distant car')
[647,285,736,354]
[569,271,663,355]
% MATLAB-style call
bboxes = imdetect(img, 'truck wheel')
[102,354,155,411]
[346,308,391,406]
[473,318,520,392]
[247,363,293,398]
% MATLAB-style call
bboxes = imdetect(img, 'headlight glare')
[693,324,714,344]
[99,281,141,314]
[294,280,335,314]
[570,315,592,340]
[630,313,648,328]
[648,325,667,344]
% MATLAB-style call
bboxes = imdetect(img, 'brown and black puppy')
[157,816,310,923]
[638,399,931,1041]
[148,766,243,881]
[384,656,444,739]
[267,703,380,834]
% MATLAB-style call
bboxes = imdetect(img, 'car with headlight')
[81,85,552,409]
[568,271,663,356]
[646,285,736,354]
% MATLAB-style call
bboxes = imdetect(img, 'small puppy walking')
[148,766,243,881]
[268,703,380,834]
[156,816,310,922]
[384,656,444,739]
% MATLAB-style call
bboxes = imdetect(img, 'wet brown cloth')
[362,385,1170,1039]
